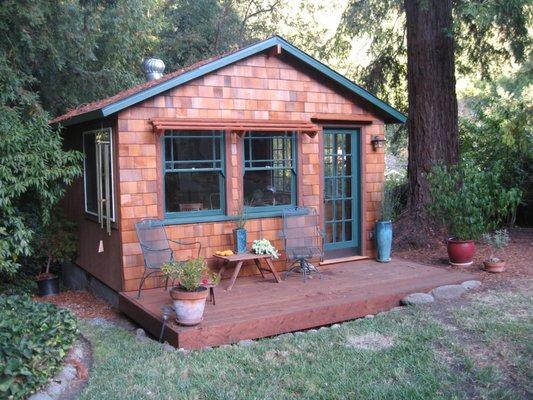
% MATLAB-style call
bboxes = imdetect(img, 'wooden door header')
[150,118,320,137]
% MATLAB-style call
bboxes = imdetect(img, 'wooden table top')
[213,252,272,261]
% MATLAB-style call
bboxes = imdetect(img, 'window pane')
[165,171,221,213]
[243,131,295,209]
[165,131,222,170]
[163,130,224,215]
[83,133,97,214]
[244,170,293,207]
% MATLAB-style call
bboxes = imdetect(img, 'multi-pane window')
[83,128,115,227]
[163,130,225,216]
[243,131,296,210]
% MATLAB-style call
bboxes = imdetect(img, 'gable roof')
[52,36,406,126]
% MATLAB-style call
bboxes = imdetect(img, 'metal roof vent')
[142,58,165,81]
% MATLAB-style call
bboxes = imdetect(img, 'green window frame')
[163,130,225,218]
[243,131,297,212]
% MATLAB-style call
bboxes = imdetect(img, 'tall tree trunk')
[405,0,459,213]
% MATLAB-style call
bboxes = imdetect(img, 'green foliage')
[32,209,78,275]
[482,229,510,261]
[333,0,532,114]
[427,162,521,240]
[161,257,218,292]
[381,174,407,221]
[0,295,78,399]
[460,66,532,224]
[0,109,82,275]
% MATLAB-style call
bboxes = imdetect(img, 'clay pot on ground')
[170,286,209,325]
[447,239,476,266]
[483,259,506,273]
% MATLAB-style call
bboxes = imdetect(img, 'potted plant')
[161,257,219,325]
[481,229,510,273]
[34,213,78,296]
[251,239,280,259]
[427,163,519,267]
[375,182,397,262]
[233,209,248,254]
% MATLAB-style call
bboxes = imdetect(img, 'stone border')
[27,336,92,400]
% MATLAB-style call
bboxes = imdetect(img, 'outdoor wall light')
[371,135,387,151]
[159,305,174,342]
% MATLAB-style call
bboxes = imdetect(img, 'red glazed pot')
[447,239,476,266]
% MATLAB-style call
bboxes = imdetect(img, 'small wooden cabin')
[54,36,405,295]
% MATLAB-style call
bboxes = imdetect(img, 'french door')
[323,128,360,253]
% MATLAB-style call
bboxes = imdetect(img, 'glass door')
[323,128,360,252]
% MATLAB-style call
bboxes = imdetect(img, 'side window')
[83,128,115,229]
[163,130,225,217]
[243,131,296,211]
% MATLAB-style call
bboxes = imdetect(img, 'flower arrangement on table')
[251,239,280,259]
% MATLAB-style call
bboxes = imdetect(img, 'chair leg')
[137,272,148,299]
[164,276,169,291]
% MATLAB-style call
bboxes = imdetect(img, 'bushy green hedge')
[0,295,78,399]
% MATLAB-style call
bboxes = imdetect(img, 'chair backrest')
[282,207,323,255]
[134,219,172,269]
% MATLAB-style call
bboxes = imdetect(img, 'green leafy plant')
[161,257,219,292]
[251,239,280,259]
[482,229,510,262]
[32,210,78,277]
[0,295,78,399]
[427,162,521,240]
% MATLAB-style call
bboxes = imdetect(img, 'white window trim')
[82,127,116,223]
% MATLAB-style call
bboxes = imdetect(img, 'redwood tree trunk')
[405,0,459,213]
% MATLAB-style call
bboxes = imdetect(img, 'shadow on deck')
[119,258,474,349]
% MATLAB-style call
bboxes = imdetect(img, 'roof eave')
[55,36,407,126]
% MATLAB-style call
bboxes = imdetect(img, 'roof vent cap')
[142,58,165,81]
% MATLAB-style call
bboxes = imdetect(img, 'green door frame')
[323,128,361,252]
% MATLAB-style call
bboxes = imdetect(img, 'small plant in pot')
[34,213,78,296]
[233,208,248,254]
[481,229,510,273]
[161,257,219,325]
[375,181,398,262]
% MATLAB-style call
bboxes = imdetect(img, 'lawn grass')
[79,284,532,400]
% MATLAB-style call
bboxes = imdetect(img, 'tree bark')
[405,0,459,213]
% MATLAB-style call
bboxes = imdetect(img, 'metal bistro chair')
[281,207,324,282]
[134,219,201,299]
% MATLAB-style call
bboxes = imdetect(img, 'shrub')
[381,174,407,221]
[0,295,78,399]
[427,162,521,240]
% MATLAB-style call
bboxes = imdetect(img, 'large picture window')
[83,128,115,226]
[243,131,296,210]
[164,130,225,217]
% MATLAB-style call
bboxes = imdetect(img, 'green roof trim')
[63,36,406,125]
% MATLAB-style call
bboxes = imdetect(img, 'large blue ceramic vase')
[233,228,247,254]
[375,220,392,262]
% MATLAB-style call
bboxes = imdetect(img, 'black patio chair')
[281,207,324,282]
[134,218,201,299]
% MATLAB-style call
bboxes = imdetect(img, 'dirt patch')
[35,290,119,320]
[345,333,395,351]
[395,228,533,289]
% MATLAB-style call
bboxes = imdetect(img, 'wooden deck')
[119,259,474,349]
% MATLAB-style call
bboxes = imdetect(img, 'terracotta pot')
[170,286,209,326]
[483,260,506,273]
[447,239,476,266]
